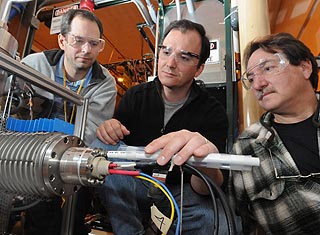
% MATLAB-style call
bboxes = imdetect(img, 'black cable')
[135,162,218,234]
[183,164,237,235]
[11,199,41,212]
[134,162,158,169]
[183,164,219,235]
[134,162,236,234]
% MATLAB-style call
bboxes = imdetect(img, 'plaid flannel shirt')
[230,111,320,235]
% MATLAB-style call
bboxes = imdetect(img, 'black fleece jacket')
[115,77,228,152]
[115,77,228,184]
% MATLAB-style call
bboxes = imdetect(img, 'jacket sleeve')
[82,68,117,145]
[20,52,55,99]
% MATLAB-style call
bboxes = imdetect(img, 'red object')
[108,163,118,169]
[108,169,140,176]
[80,0,95,12]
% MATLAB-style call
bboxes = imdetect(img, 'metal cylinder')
[0,28,18,58]
[59,147,102,186]
[0,131,86,197]
[0,131,111,234]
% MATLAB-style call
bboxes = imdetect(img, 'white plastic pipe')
[1,0,31,25]
[186,0,195,14]
[175,0,181,20]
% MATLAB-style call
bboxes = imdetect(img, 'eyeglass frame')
[63,33,105,52]
[268,148,320,181]
[241,53,289,90]
[158,45,200,66]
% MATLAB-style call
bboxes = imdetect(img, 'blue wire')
[140,172,181,235]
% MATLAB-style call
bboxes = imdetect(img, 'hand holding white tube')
[144,129,223,194]
[144,129,218,166]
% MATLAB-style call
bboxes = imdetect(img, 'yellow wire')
[136,175,175,223]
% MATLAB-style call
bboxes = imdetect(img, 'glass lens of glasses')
[241,53,288,90]
[67,34,105,51]
[159,45,199,66]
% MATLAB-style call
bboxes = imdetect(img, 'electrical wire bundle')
[106,161,237,235]
[107,162,180,235]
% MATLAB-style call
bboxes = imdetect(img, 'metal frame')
[0,51,84,105]
[0,50,88,235]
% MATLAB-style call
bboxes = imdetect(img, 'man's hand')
[96,118,130,145]
[145,129,224,194]
[145,129,217,165]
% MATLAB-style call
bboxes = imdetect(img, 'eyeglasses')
[65,33,105,52]
[158,45,200,66]
[269,148,320,181]
[241,53,289,90]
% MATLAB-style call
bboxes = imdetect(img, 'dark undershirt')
[272,115,320,175]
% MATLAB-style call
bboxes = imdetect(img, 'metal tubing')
[0,51,84,105]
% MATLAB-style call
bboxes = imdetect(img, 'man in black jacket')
[93,19,228,234]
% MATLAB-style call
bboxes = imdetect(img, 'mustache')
[256,87,274,100]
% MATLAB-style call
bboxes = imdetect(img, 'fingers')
[145,130,218,166]
[168,131,217,165]
[193,137,218,157]
[145,132,176,153]
[96,118,130,145]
